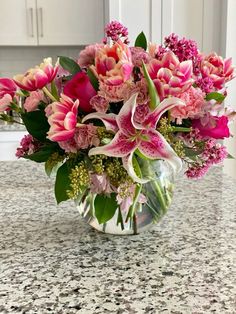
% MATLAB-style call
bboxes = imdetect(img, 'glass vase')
[75,159,175,235]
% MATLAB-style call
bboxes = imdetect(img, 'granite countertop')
[0,161,235,314]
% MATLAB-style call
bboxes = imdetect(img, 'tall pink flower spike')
[83,93,185,183]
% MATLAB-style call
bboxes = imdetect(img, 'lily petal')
[82,112,118,132]
[116,93,138,136]
[122,151,149,184]
[88,131,137,157]
[138,129,182,174]
[143,97,185,129]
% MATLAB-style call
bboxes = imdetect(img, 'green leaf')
[21,109,50,142]
[142,62,160,110]
[227,153,235,159]
[59,56,82,75]
[135,31,147,50]
[94,193,118,224]
[54,162,71,204]
[45,158,64,177]
[205,92,225,103]
[87,68,99,91]
[50,81,59,101]
[24,145,55,162]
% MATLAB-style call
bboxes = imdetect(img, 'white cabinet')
[36,0,105,46]
[0,0,105,46]
[0,131,27,161]
[0,0,37,45]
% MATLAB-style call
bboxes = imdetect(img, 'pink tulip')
[24,90,46,112]
[47,94,79,142]
[14,58,58,91]
[63,72,96,113]
[192,115,230,139]
[200,53,235,90]
[91,40,133,86]
[0,78,17,98]
[147,51,193,100]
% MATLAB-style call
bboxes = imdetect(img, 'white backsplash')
[0,46,83,78]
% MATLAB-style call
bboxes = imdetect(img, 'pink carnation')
[77,44,104,68]
[130,47,150,67]
[24,90,46,112]
[170,87,205,123]
[90,95,109,113]
[0,94,12,112]
[75,124,99,149]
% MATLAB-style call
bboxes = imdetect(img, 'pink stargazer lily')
[83,93,185,183]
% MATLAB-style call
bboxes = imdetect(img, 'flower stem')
[42,87,58,102]
[171,126,191,132]
[133,214,138,235]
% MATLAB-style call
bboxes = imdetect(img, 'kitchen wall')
[0,46,82,78]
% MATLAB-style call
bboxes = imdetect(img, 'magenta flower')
[14,58,58,91]
[105,20,129,43]
[83,94,184,183]
[0,78,17,98]
[63,72,96,113]
[192,115,230,139]
[147,51,193,100]
[47,94,79,142]
[91,40,133,86]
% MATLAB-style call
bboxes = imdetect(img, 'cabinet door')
[37,0,105,46]
[0,0,37,45]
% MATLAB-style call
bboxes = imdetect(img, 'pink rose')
[24,90,46,112]
[14,58,58,91]
[200,53,235,90]
[147,51,193,100]
[192,115,230,139]
[91,40,133,86]
[171,87,205,123]
[63,72,96,113]
[47,94,79,142]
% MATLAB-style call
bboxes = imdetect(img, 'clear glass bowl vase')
[75,159,175,235]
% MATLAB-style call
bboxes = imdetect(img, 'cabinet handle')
[29,8,34,37]
[38,7,43,37]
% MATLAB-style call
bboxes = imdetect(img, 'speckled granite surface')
[0,160,235,314]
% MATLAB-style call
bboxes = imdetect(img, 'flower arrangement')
[0,21,235,233]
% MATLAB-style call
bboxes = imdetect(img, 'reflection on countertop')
[0,160,235,313]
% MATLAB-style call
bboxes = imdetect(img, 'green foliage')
[24,145,56,162]
[142,62,160,110]
[59,56,82,75]
[135,31,147,50]
[54,162,71,204]
[50,81,59,100]
[21,109,50,142]
[94,193,118,224]
[87,68,99,91]
[205,92,225,103]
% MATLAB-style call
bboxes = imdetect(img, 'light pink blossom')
[0,94,12,112]
[47,94,79,142]
[14,58,58,91]
[117,183,147,213]
[75,124,99,149]
[24,90,46,112]
[90,173,114,194]
[170,87,205,123]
